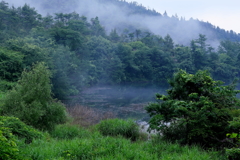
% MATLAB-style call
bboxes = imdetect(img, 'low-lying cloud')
[5,0,220,46]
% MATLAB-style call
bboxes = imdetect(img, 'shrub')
[0,116,43,143]
[225,116,240,160]
[146,70,240,148]
[96,118,140,141]
[1,62,67,131]
[226,148,240,160]
[0,80,16,92]
[49,124,90,140]
[0,123,21,160]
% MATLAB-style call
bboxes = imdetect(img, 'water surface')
[66,85,167,120]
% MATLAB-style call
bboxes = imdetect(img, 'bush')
[225,116,240,160]
[96,119,140,141]
[226,148,240,160]
[0,80,16,92]
[146,70,240,148]
[50,124,90,140]
[0,124,21,160]
[1,62,67,131]
[0,116,43,143]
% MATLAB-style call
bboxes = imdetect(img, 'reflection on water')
[66,85,167,120]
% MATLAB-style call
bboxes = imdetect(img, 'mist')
[65,84,166,119]
[5,0,220,47]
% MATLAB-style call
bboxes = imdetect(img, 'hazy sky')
[126,0,240,33]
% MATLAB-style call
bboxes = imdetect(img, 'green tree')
[150,47,175,85]
[109,29,120,43]
[146,70,240,148]
[163,34,174,55]
[1,62,67,131]
[0,47,23,82]
[17,4,41,33]
[116,43,136,82]
[195,34,208,52]
[191,40,206,71]
[49,27,83,51]
[174,46,194,73]
[90,17,106,37]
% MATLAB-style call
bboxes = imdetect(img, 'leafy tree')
[135,29,142,40]
[109,29,120,43]
[18,4,41,31]
[150,47,175,85]
[163,34,174,55]
[174,46,194,73]
[49,45,80,99]
[191,40,207,71]
[49,27,83,51]
[90,17,106,37]
[1,62,67,131]
[86,36,122,84]
[4,38,47,68]
[0,47,23,82]
[195,34,208,52]
[146,70,240,148]
[133,45,152,80]
[116,43,136,82]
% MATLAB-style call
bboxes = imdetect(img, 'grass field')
[17,123,226,160]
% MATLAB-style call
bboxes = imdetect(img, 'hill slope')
[5,0,240,46]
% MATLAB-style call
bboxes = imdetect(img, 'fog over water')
[66,85,167,120]
[5,0,220,47]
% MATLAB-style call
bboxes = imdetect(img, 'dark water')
[65,85,167,120]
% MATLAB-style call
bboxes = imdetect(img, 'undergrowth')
[0,109,228,160]
[17,121,226,160]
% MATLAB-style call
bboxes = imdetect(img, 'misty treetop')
[4,0,240,43]
[1,1,240,99]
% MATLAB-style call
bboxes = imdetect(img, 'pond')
[65,85,167,121]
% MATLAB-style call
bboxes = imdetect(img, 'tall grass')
[96,118,140,141]
[18,123,226,160]
[49,124,91,139]
[19,131,224,160]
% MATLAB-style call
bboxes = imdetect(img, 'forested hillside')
[1,0,240,100]
[6,0,240,44]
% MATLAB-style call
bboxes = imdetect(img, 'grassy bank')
[17,125,220,160]
[0,92,227,159]
[18,123,224,160]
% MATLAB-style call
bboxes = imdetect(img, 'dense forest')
[0,0,240,100]
[0,1,240,159]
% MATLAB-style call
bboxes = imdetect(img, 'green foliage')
[19,126,224,160]
[146,70,240,148]
[0,124,21,160]
[0,116,43,143]
[5,38,47,68]
[225,148,240,160]
[49,124,91,140]
[225,116,240,160]
[0,47,23,82]
[96,119,140,141]
[0,80,16,92]
[1,62,67,131]
[49,27,83,51]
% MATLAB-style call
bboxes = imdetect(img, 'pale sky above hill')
[126,0,240,34]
